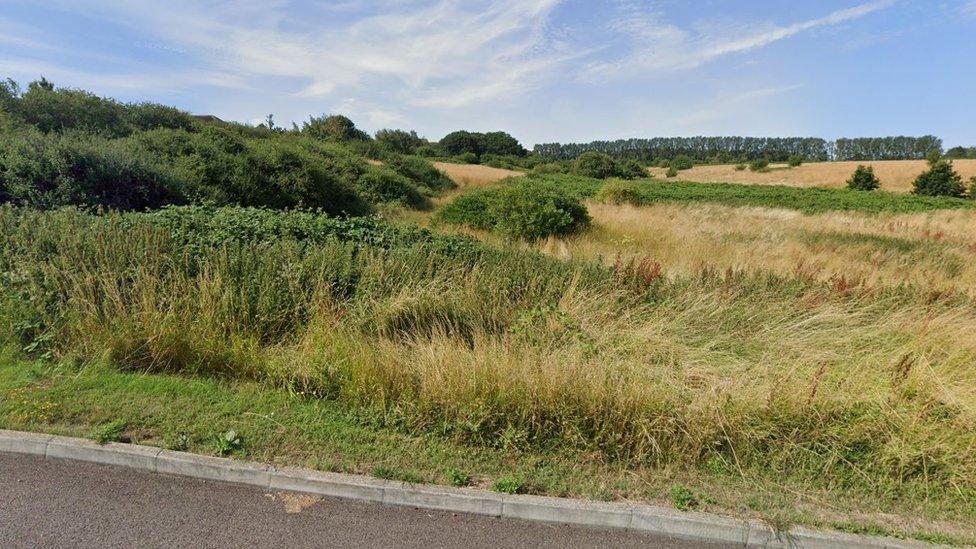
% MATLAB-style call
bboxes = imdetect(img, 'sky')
[1,0,974,147]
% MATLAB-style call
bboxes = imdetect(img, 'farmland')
[647,159,976,193]
[2,78,976,545]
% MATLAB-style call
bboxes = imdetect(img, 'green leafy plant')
[734,163,747,171]
[788,154,804,167]
[665,166,678,178]
[846,165,881,191]
[214,429,244,456]
[749,158,770,172]
[670,155,694,171]
[492,475,523,494]
[91,419,128,445]
[446,468,471,487]
[669,485,698,511]
[913,160,965,197]
[595,179,641,205]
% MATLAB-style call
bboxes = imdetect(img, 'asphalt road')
[0,453,731,548]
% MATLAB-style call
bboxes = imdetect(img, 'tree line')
[534,135,944,163]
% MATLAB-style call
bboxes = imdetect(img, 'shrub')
[374,129,425,154]
[734,163,747,171]
[925,149,942,166]
[383,155,455,193]
[969,177,976,200]
[846,165,880,191]
[302,114,370,141]
[440,130,526,157]
[913,160,965,197]
[620,159,648,179]
[355,169,428,209]
[572,151,637,179]
[595,179,641,205]
[670,155,694,170]
[529,162,566,176]
[457,152,479,164]
[0,129,182,210]
[749,158,770,172]
[437,180,590,240]
[665,166,678,178]
[788,154,804,167]
[414,145,438,157]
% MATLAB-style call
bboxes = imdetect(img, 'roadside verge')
[0,429,928,548]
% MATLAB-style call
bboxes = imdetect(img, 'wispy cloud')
[580,0,894,81]
[963,0,976,17]
[26,0,571,110]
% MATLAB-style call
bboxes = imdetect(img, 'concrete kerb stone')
[270,466,385,504]
[156,450,271,489]
[0,430,937,548]
[0,429,52,456]
[46,436,161,472]
[383,481,503,517]
[501,493,634,530]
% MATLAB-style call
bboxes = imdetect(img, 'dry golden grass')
[647,160,976,193]
[540,201,976,294]
[432,162,522,188]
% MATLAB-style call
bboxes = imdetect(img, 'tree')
[912,160,965,197]
[788,154,804,167]
[375,129,426,154]
[439,130,481,156]
[438,130,527,157]
[846,165,880,191]
[302,114,370,141]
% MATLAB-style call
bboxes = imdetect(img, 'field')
[647,159,976,193]
[3,80,976,544]
[431,161,522,187]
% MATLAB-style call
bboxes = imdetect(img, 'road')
[0,453,730,548]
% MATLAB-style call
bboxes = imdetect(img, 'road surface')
[0,452,730,548]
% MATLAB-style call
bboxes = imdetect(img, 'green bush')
[571,151,639,179]
[529,162,566,176]
[670,155,694,171]
[620,159,648,179]
[665,166,678,178]
[595,179,640,205]
[302,114,370,141]
[0,129,182,210]
[749,158,770,172]
[414,145,438,157]
[384,155,455,193]
[457,152,479,164]
[846,165,880,191]
[788,154,804,167]
[437,180,590,240]
[734,163,747,171]
[374,129,425,154]
[355,169,428,209]
[912,160,965,197]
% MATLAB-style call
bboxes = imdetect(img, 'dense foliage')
[0,78,450,213]
[912,160,966,197]
[439,130,527,158]
[571,151,645,179]
[436,180,590,239]
[846,165,881,191]
[534,135,944,163]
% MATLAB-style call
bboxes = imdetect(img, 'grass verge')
[0,356,972,546]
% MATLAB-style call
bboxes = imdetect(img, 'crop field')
[647,159,976,192]
[432,161,522,187]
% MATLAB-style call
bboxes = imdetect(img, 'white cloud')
[963,0,976,17]
[29,0,571,109]
[580,0,895,81]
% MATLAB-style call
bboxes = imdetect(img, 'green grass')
[2,205,976,544]
[0,357,972,545]
[525,173,976,214]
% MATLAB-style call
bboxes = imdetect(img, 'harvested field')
[647,159,976,193]
[432,162,522,187]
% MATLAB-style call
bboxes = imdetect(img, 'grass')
[2,204,976,544]
[1,357,972,545]
[646,159,976,193]
[537,202,976,294]
[527,173,975,214]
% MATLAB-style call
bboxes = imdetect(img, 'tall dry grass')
[2,206,975,500]
[432,162,522,188]
[540,202,976,293]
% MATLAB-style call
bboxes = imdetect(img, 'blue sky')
[1,0,974,147]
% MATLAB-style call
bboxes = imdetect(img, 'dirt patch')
[265,492,322,514]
